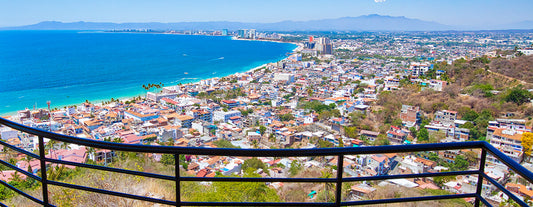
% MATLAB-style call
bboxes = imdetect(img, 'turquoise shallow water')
[0,31,295,115]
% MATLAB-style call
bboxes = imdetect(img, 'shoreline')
[1,36,300,117]
[183,39,301,81]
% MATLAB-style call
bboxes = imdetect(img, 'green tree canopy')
[279,113,295,121]
[461,109,479,122]
[213,139,239,148]
[160,154,175,165]
[504,86,533,105]
[318,140,334,148]
[300,101,335,113]
[344,126,358,138]
[453,155,469,171]
[242,157,267,172]
[417,128,429,142]
[288,160,302,176]
[259,125,267,135]
[187,171,280,203]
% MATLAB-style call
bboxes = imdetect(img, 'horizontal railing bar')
[0,117,487,156]
[476,194,493,207]
[165,141,481,156]
[179,201,335,206]
[180,177,335,183]
[180,170,477,183]
[0,179,45,205]
[342,193,477,206]
[0,159,42,182]
[482,173,528,207]
[0,140,40,159]
[44,158,175,181]
[482,142,533,184]
[176,194,479,206]
[343,170,478,182]
[0,201,7,207]
[48,180,176,206]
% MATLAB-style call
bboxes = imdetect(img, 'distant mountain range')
[2,14,533,31]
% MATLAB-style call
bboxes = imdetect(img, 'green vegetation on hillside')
[185,169,280,203]
[353,56,533,141]
[213,139,239,148]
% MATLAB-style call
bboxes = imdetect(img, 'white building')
[146,92,178,102]
[409,62,431,76]
[315,37,333,55]
[518,48,533,56]
[213,110,241,123]
[191,122,204,134]
[487,128,525,164]
[487,119,530,165]
[66,107,77,116]
[384,78,400,91]
[273,73,294,83]
[428,80,447,91]
[434,110,457,126]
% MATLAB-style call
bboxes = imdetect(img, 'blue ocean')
[0,31,296,115]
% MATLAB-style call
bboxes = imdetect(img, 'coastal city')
[2,29,533,206]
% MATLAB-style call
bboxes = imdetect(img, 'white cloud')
[374,0,386,2]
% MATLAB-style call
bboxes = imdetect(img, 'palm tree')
[45,140,57,156]
[47,165,65,181]
[11,171,22,183]
[60,141,71,151]
[112,137,123,143]
[319,169,334,202]
[525,197,533,207]
[500,198,519,207]
[86,147,96,162]
[24,155,33,174]
[252,140,258,149]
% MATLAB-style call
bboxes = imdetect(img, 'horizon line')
[2,14,533,31]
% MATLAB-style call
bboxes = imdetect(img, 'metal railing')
[0,117,532,207]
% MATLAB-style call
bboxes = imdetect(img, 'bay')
[0,30,296,115]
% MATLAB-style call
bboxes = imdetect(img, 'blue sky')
[1,0,532,27]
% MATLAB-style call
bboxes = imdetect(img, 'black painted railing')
[0,117,532,207]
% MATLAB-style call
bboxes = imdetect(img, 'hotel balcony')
[0,117,532,207]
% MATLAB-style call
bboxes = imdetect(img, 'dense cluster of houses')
[1,32,533,204]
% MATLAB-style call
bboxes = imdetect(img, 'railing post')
[38,136,50,206]
[174,153,181,207]
[335,154,344,207]
[474,148,487,207]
